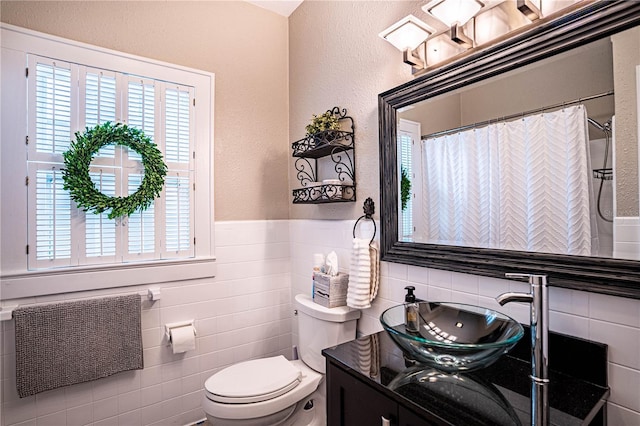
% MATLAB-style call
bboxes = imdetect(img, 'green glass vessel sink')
[380,302,524,373]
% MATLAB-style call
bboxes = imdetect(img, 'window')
[1,24,215,298]
[28,56,195,269]
[398,119,422,242]
[399,131,414,240]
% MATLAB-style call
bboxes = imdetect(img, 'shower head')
[588,117,612,133]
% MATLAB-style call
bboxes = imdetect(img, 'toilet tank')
[294,294,361,374]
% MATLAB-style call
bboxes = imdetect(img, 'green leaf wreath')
[401,166,412,211]
[62,122,168,220]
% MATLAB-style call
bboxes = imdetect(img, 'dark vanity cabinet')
[324,331,610,426]
[400,406,437,426]
[327,362,396,425]
[327,361,440,426]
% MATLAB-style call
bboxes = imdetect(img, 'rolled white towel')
[346,301,370,309]
[369,243,380,302]
[348,291,369,297]
[355,338,372,375]
[347,238,373,309]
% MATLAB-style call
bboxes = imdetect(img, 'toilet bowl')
[202,294,360,425]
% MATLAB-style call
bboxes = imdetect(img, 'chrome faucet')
[497,273,549,426]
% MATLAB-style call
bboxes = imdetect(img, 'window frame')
[1,24,216,299]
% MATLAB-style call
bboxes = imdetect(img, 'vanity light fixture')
[382,0,563,76]
[517,0,542,21]
[379,14,434,72]
[424,0,484,48]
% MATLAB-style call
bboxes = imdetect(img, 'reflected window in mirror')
[398,119,422,242]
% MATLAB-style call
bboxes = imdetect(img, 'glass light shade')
[379,15,434,51]
[425,0,484,27]
[474,7,510,45]
[426,36,466,65]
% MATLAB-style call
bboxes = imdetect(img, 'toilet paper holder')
[165,320,197,343]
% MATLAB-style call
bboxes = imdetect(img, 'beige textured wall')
[400,38,613,135]
[460,39,614,126]
[288,0,423,220]
[400,94,462,137]
[0,0,290,221]
[403,38,614,136]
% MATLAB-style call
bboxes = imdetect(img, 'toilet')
[202,293,360,425]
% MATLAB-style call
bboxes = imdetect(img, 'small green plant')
[305,111,340,136]
[401,166,412,211]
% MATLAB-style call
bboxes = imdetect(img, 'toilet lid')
[205,355,302,404]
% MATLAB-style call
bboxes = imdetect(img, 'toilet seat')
[203,359,323,421]
[205,355,302,404]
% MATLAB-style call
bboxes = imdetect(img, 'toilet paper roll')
[169,325,196,354]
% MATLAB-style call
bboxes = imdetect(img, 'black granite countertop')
[322,329,610,426]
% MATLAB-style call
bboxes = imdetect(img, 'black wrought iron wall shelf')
[292,107,356,204]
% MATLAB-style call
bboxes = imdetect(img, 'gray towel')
[14,294,143,398]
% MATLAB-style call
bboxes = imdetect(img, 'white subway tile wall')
[0,221,292,426]
[613,217,640,260]
[1,219,640,425]
[290,219,640,425]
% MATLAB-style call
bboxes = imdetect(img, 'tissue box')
[313,291,346,308]
[313,272,349,308]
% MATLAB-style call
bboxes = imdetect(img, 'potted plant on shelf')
[306,111,340,146]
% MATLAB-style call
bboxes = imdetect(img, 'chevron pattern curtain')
[421,104,596,256]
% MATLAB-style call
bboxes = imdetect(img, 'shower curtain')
[421,104,596,256]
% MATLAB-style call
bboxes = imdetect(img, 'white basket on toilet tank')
[202,294,360,426]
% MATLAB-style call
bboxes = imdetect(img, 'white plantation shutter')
[127,173,156,258]
[162,85,193,258]
[397,119,423,242]
[127,81,155,138]
[27,57,77,269]
[124,77,159,260]
[26,55,197,270]
[165,87,191,164]
[80,68,120,262]
[82,68,118,160]
[399,131,414,239]
[85,70,117,127]
[126,78,156,162]
[30,165,73,268]
[34,61,72,155]
[164,173,193,255]
[84,170,118,261]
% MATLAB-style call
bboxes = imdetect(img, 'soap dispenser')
[404,286,419,333]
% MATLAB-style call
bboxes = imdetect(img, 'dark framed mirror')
[379,1,640,299]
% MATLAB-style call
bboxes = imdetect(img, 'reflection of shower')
[588,117,613,223]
